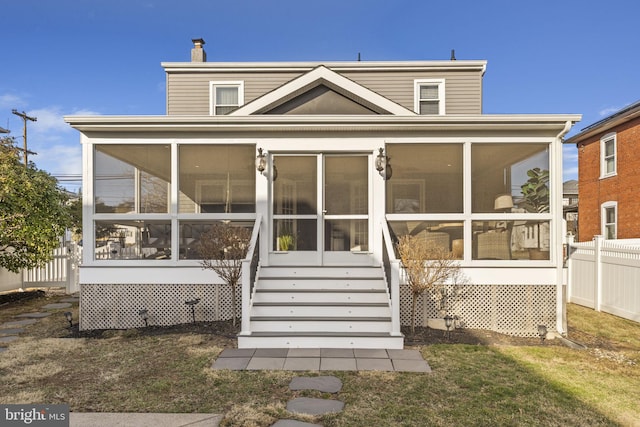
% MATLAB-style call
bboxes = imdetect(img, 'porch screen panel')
[471,220,550,260]
[389,221,463,260]
[386,144,463,213]
[471,143,549,213]
[94,220,171,260]
[179,145,255,213]
[94,145,170,214]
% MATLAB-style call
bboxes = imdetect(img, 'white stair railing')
[241,214,262,335]
[381,219,402,336]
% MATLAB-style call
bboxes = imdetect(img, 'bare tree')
[396,234,465,335]
[197,222,251,326]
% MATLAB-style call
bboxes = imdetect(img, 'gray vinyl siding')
[167,72,301,115]
[166,69,482,115]
[343,70,482,115]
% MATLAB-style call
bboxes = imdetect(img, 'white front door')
[270,153,373,265]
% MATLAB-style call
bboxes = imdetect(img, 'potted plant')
[277,233,294,251]
[520,168,549,259]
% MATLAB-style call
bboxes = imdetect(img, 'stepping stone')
[246,357,286,370]
[0,328,25,336]
[320,358,357,371]
[283,357,320,371]
[254,348,289,358]
[0,347,7,353]
[218,348,256,358]
[211,357,251,370]
[2,319,37,328]
[387,349,424,360]
[0,336,19,344]
[354,349,388,358]
[287,397,344,416]
[272,420,323,427]
[16,312,52,318]
[320,348,354,358]
[289,376,342,393]
[356,358,394,371]
[392,359,432,373]
[41,303,72,310]
[288,348,320,357]
[59,298,79,303]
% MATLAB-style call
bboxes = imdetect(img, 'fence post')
[565,234,574,303]
[593,235,603,311]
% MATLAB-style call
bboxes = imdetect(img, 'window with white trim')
[600,133,616,178]
[414,79,445,115]
[602,201,617,239]
[210,81,244,115]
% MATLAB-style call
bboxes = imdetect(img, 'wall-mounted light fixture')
[375,148,392,180]
[255,148,267,173]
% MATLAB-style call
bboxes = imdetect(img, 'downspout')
[555,120,574,336]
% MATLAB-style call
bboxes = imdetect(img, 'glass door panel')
[272,156,318,261]
[323,155,370,263]
[270,153,372,265]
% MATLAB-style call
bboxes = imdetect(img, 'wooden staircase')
[237,266,404,349]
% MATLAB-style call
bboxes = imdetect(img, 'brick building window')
[600,133,616,178]
[601,201,617,239]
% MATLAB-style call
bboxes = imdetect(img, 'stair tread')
[252,302,389,307]
[255,289,386,293]
[240,331,398,337]
[251,316,391,321]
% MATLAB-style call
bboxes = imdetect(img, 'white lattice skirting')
[80,283,557,337]
[79,283,241,330]
[400,284,557,337]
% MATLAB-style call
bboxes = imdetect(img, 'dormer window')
[210,81,244,115]
[414,79,445,115]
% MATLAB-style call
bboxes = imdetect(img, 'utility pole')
[12,109,37,166]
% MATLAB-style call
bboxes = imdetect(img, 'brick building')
[564,100,640,241]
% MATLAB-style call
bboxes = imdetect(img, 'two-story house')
[65,39,580,348]
[564,100,640,242]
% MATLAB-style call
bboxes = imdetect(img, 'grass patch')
[1,295,638,426]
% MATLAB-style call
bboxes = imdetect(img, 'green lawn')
[1,295,638,426]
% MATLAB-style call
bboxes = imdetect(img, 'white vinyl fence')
[567,236,640,322]
[20,241,81,294]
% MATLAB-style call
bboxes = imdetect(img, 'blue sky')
[2,0,639,192]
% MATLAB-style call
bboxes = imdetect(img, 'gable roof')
[564,99,640,145]
[230,65,416,116]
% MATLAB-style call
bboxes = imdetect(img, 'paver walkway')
[0,295,79,352]
[212,348,431,372]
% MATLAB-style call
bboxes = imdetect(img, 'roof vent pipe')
[191,38,207,62]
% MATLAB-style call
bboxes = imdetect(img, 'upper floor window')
[602,201,617,239]
[210,81,244,115]
[600,133,616,178]
[414,79,445,115]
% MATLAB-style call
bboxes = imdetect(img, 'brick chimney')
[191,38,207,62]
